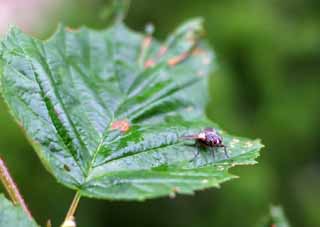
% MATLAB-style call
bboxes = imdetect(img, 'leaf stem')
[62,192,81,227]
[0,156,33,219]
[113,0,131,23]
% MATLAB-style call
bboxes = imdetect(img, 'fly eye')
[213,139,220,145]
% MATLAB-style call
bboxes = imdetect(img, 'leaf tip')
[1,25,22,41]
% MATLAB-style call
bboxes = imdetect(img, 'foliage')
[0,194,38,227]
[257,206,290,227]
[2,0,317,226]
[0,18,262,201]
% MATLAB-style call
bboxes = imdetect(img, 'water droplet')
[202,57,211,65]
[145,23,154,35]
[217,166,224,171]
[197,70,205,77]
[186,106,194,112]
[202,179,209,184]
[232,139,240,144]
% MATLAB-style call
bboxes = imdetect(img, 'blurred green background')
[0,0,319,226]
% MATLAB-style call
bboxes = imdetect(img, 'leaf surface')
[0,194,38,227]
[0,19,263,200]
[257,206,290,227]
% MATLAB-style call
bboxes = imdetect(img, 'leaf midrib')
[87,143,261,182]
[5,26,222,189]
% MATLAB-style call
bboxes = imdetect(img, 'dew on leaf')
[202,179,209,184]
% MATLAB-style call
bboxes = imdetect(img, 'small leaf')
[257,205,291,227]
[0,194,38,227]
[0,19,263,200]
[100,0,131,23]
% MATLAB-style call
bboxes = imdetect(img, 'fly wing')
[180,134,199,140]
[204,128,214,132]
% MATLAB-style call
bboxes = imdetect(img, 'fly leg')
[189,141,201,162]
[221,145,229,159]
[211,146,216,160]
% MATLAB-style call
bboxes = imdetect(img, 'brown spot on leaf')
[66,27,78,32]
[192,48,206,56]
[167,52,190,67]
[192,48,211,65]
[157,46,168,58]
[144,59,156,68]
[111,120,130,133]
[142,36,152,49]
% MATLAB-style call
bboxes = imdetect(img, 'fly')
[181,128,229,160]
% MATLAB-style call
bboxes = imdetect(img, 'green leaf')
[0,19,263,200]
[0,194,38,227]
[100,0,131,23]
[257,206,291,227]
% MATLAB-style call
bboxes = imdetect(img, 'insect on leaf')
[0,19,263,200]
[0,194,38,227]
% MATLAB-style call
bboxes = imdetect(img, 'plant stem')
[113,0,131,23]
[46,219,52,227]
[0,156,33,219]
[62,192,81,227]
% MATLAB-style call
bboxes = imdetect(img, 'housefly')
[181,128,229,160]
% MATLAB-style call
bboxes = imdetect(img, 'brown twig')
[0,156,33,219]
[46,219,52,227]
[61,192,81,227]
